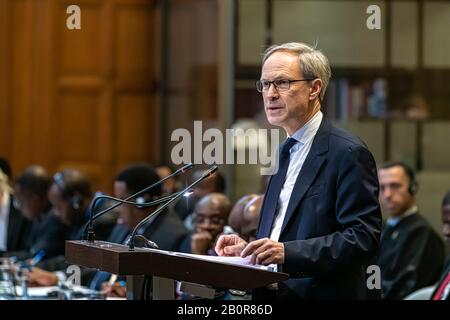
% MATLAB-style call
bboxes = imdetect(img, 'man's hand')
[101,281,126,298]
[240,238,285,265]
[28,267,58,287]
[191,231,213,255]
[215,234,247,256]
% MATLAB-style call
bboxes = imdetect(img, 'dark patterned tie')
[257,137,297,239]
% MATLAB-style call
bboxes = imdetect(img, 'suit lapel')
[7,200,18,249]
[280,118,330,236]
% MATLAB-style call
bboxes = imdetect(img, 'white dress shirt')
[269,111,323,242]
[0,192,11,251]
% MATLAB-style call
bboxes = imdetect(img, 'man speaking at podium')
[216,42,382,299]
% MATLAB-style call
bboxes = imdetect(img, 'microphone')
[133,235,159,249]
[89,192,183,211]
[82,163,193,241]
[128,165,218,251]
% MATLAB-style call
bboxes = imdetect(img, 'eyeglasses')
[255,78,315,93]
[193,215,225,226]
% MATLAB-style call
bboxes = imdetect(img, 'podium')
[65,240,289,300]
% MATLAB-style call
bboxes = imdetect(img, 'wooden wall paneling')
[11,0,34,174]
[30,0,53,169]
[97,1,114,193]
[1,0,161,193]
[52,0,105,191]
[0,1,12,157]
[114,94,157,172]
[115,3,156,89]
[113,0,160,176]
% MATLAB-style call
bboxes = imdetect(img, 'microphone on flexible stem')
[82,162,194,242]
[128,165,219,251]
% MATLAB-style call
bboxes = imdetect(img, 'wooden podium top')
[66,240,289,290]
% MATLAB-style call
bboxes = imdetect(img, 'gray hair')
[262,42,331,100]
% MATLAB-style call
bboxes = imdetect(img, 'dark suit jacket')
[2,208,68,261]
[6,197,32,252]
[255,116,382,300]
[380,213,445,299]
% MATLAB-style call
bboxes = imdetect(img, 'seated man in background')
[35,169,114,271]
[0,167,31,254]
[378,162,445,299]
[4,166,68,261]
[180,193,231,255]
[431,190,450,300]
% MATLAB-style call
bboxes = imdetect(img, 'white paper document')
[170,252,275,271]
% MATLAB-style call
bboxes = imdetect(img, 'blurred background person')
[0,166,31,254]
[4,166,68,262]
[36,169,114,271]
[378,162,445,299]
[180,193,231,255]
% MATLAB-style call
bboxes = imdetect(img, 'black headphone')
[409,180,418,195]
[53,172,83,210]
[402,164,418,195]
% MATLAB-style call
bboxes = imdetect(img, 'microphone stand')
[82,163,193,242]
[128,165,218,251]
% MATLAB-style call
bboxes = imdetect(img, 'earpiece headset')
[408,178,418,195]
[53,171,83,210]
[402,164,418,195]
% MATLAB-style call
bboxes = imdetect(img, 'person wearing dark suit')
[2,166,67,260]
[26,169,93,273]
[5,199,32,252]
[378,163,445,300]
[215,42,382,300]
[430,190,450,300]
[1,168,31,253]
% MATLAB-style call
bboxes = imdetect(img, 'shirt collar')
[288,110,323,147]
[386,205,418,227]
